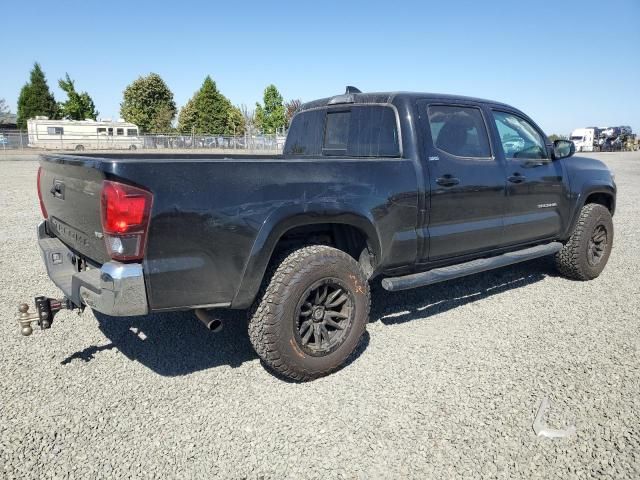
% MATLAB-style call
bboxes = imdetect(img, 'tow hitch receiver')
[17,296,77,336]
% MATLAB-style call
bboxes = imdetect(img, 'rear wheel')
[129,144,137,150]
[555,203,613,280]
[74,144,85,151]
[248,245,370,381]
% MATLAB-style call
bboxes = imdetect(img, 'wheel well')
[585,192,613,213]
[274,223,374,277]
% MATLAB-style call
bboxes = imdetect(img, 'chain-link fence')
[0,131,286,153]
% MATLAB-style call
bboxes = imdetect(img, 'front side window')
[492,111,547,159]
[127,128,138,136]
[47,127,64,135]
[427,105,491,158]
[97,127,107,135]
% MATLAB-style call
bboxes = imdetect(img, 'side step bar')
[381,242,563,292]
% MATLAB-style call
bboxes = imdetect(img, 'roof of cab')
[300,91,513,111]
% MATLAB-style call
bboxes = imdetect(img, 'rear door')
[487,109,568,244]
[417,101,506,262]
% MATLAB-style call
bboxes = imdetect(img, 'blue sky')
[2,0,639,135]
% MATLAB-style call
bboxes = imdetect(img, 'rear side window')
[347,106,399,157]
[427,105,491,158]
[283,109,324,156]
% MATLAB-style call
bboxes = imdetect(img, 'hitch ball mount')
[17,296,78,336]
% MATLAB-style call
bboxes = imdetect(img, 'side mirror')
[552,139,575,160]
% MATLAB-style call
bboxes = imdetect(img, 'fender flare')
[231,203,381,308]
[562,184,616,240]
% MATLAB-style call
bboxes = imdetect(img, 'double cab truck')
[21,87,616,381]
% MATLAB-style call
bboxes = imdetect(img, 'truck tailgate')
[39,156,110,264]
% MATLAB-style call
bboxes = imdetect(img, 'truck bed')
[39,152,419,311]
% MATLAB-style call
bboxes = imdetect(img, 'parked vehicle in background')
[24,88,617,381]
[570,125,634,153]
[625,135,639,151]
[27,117,143,151]
[598,126,633,152]
[570,127,598,152]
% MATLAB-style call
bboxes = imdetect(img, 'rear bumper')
[38,221,149,316]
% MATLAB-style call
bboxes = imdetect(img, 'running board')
[381,242,563,292]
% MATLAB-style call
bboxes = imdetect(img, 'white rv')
[569,127,598,152]
[27,117,144,151]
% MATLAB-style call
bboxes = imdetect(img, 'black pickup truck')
[23,88,616,381]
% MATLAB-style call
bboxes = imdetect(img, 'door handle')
[436,175,460,187]
[508,173,526,184]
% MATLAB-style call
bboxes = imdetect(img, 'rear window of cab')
[284,105,400,157]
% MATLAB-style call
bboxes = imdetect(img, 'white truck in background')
[570,127,598,152]
[27,117,143,151]
[570,126,634,152]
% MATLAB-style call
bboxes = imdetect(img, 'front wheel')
[555,203,613,280]
[248,245,370,381]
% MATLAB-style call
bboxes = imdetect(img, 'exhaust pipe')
[194,308,223,333]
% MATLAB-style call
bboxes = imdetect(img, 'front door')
[417,101,506,262]
[488,109,568,245]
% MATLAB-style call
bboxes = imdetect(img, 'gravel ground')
[1,153,639,479]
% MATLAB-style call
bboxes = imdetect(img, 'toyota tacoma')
[20,87,616,381]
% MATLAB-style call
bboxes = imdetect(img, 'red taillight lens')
[100,180,153,261]
[37,166,48,218]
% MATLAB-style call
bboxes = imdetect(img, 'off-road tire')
[555,203,613,280]
[248,245,370,381]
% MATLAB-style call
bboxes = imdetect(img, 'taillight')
[100,180,153,262]
[37,166,48,218]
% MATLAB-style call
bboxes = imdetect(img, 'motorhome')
[569,127,598,152]
[27,117,143,151]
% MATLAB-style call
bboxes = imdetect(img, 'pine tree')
[178,76,245,135]
[120,73,176,133]
[58,73,99,120]
[177,97,197,133]
[16,62,58,129]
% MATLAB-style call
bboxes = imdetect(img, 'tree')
[285,99,302,127]
[58,73,98,120]
[194,76,228,134]
[255,85,286,134]
[177,97,197,133]
[120,73,176,133]
[238,104,257,136]
[177,75,245,135]
[150,104,176,133]
[226,105,245,136]
[16,62,58,129]
[0,98,12,125]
